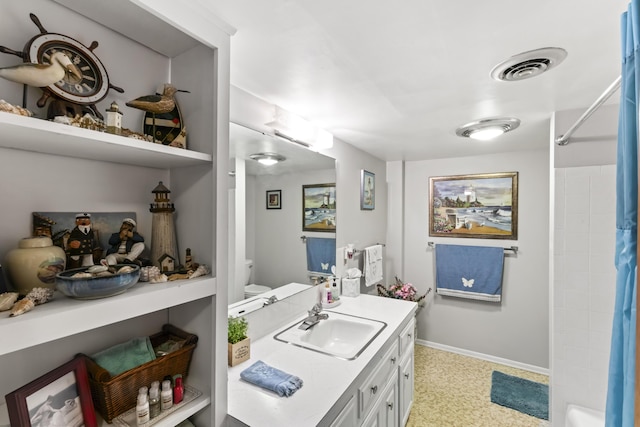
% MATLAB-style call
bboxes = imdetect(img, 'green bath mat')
[490,370,549,420]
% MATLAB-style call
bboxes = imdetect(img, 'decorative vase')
[228,337,251,367]
[4,236,66,296]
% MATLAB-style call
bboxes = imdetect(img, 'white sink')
[274,311,387,360]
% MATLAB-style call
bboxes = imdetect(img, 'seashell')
[71,272,93,279]
[10,298,35,316]
[150,274,168,283]
[0,292,19,311]
[87,265,108,274]
[25,287,54,305]
[188,264,210,279]
[117,266,135,274]
[140,266,160,282]
[95,271,114,277]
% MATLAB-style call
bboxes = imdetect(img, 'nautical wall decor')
[302,183,336,232]
[429,172,518,240]
[0,13,124,119]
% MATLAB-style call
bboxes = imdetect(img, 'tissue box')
[341,278,360,297]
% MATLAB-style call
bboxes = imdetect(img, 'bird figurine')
[0,52,81,88]
[125,84,189,115]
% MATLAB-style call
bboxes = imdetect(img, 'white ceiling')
[205,0,628,161]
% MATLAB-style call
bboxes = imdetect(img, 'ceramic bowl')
[55,264,141,299]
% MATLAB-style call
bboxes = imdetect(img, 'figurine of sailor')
[104,218,145,266]
[67,213,98,267]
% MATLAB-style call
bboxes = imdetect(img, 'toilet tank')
[244,259,253,285]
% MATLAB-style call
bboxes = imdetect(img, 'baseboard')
[416,339,549,376]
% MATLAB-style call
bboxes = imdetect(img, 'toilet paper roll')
[341,278,360,297]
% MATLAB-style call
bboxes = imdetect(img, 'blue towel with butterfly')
[435,244,504,302]
[306,237,336,277]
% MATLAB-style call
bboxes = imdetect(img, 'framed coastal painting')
[429,172,518,240]
[302,183,336,232]
[360,170,375,210]
[266,190,282,209]
[5,356,97,427]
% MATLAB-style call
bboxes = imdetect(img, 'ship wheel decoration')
[0,13,124,119]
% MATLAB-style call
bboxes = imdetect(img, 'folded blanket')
[91,336,156,377]
[240,360,303,397]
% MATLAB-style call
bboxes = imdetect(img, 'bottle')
[161,379,173,411]
[136,391,150,426]
[325,282,332,303]
[173,375,184,404]
[149,382,161,419]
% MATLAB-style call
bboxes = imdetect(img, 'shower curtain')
[606,1,639,425]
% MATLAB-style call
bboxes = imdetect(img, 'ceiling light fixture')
[455,117,521,141]
[249,152,286,166]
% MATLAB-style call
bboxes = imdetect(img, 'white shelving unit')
[0,1,231,426]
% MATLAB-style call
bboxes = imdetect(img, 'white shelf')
[0,112,212,169]
[0,276,216,357]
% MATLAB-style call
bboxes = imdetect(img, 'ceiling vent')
[490,47,567,81]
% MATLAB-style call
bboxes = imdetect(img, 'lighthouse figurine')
[150,181,179,272]
[105,101,123,135]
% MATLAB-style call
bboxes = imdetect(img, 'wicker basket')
[80,324,198,423]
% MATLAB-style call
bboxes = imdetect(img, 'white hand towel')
[364,245,383,287]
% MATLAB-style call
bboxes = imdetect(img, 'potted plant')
[228,316,250,367]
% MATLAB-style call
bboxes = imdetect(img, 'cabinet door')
[399,348,414,426]
[330,395,357,427]
[382,375,398,427]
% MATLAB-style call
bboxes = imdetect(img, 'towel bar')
[427,241,518,254]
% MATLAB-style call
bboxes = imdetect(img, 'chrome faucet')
[298,302,329,330]
[262,295,278,306]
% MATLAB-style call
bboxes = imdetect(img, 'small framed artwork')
[360,170,375,210]
[302,183,336,232]
[429,171,518,240]
[266,190,282,209]
[5,356,97,427]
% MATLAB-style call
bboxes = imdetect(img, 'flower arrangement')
[377,276,431,304]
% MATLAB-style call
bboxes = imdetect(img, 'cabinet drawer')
[398,318,415,356]
[358,340,399,418]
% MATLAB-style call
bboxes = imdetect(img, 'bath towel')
[306,237,336,277]
[240,360,303,397]
[364,244,383,287]
[90,336,156,377]
[435,244,504,302]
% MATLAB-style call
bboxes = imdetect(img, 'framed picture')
[5,356,97,427]
[302,183,336,232]
[360,170,375,210]
[266,190,282,209]
[429,172,518,240]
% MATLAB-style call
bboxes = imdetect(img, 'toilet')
[243,259,271,298]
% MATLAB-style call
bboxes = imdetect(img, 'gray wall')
[398,149,551,369]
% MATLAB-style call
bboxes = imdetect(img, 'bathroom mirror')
[228,122,336,307]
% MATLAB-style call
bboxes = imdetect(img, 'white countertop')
[227,294,416,426]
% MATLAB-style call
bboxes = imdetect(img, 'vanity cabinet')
[398,318,416,426]
[350,316,415,427]
[0,1,231,426]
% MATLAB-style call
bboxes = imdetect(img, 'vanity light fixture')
[455,117,521,141]
[266,105,334,150]
[249,152,286,166]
